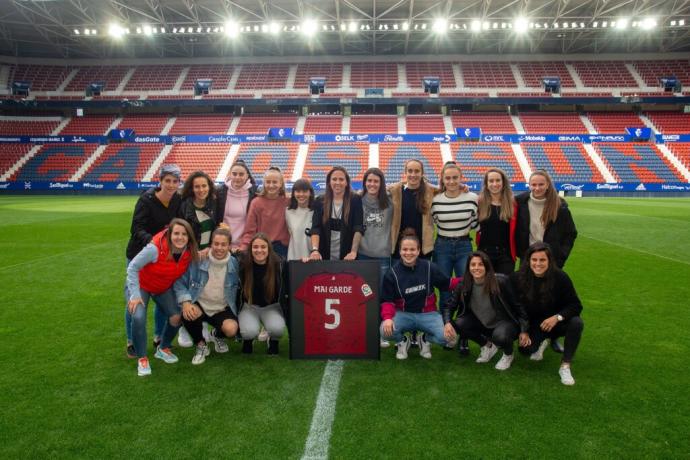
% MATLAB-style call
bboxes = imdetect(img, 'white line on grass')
[581,234,690,266]
[301,360,345,460]
[0,238,127,271]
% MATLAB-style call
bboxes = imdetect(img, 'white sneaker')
[530,339,550,361]
[192,343,210,365]
[258,328,269,342]
[419,334,432,359]
[137,357,151,376]
[559,366,575,385]
[210,329,229,353]
[396,336,411,360]
[445,337,458,349]
[495,353,514,371]
[177,326,193,348]
[201,322,211,343]
[476,343,498,363]
[380,338,390,348]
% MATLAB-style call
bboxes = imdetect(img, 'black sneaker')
[267,339,279,355]
[126,344,136,359]
[242,339,254,354]
[551,339,564,354]
[458,338,470,356]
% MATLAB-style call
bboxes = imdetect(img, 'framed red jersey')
[289,260,380,360]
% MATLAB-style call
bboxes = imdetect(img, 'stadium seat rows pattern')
[302,143,369,185]
[594,143,684,182]
[451,142,525,183]
[81,143,164,182]
[378,143,444,185]
[521,143,605,182]
[10,143,99,181]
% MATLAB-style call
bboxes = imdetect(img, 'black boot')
[242,339,253,354]
[267,339,279,355]
[458,338,470,356]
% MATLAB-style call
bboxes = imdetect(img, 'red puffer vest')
[139,230,192,294]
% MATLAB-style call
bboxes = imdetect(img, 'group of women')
[123,158,583,386]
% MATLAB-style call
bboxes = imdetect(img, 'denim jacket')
[173,255,240,315]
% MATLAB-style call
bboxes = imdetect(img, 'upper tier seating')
[378,143,444,185]
[520,113,589,134]
[632,60,690,88]
[162,143,232,180]
[302,143,369,185]
[303,116,343,134]
[81,143,164,182]
[521,143,605,182]
[11,143,99,181]
[7,65,70,91]
[66,66,131,92]
[181,64,235,91]
[116,115,169,135]
[349,115,398,134]
[234,143,300,181]
[451,142,525,182]
[570,61,637,87]
[587,112,644,134]
[460,62,517,88]
[405,115,446,134]
[451,112,516,133]
[0,119,60,135]
[645,112,690,134]
[60,115,115,135]
[294,64,344,89]
[516,62,575,88]
[406,62,456,89]
[235,64,290,90]
[350,63,398,88]
[593,143,684,182]
[124,65,184,91]
[234,114,298,134]
[168,114,233,135]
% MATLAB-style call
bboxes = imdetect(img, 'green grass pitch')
[1,195,689,459]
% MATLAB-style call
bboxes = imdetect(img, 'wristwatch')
[556,314,564,322]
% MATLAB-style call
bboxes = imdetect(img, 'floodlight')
[432,18,448,33]
[225,21,239,37]
[514,17,529,33]
[143,24,152,36]
[421,23,427,30]
[640,18,657,30]
[302,19,318,36]
[108,23,125,38]
[84,29,91,35]
[74,29,80,35]
[402,22,409,31]
[470,20,481,32]
[616,18,629,29]
[269,22,281,34]
[593,21,598,28]
[680,19,686,26]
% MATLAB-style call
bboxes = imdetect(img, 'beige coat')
[389,181,438,255]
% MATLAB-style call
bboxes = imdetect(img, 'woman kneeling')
[443,251,528,371]
[174,228,240,365]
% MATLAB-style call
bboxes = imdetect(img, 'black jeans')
[479,245,515,275]
[519,316,584,363]
[454,313,518,355]
[182,305,238,345]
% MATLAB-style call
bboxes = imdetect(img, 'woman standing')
[476,168,518,274]
[124,164,182,358]
[388,159,437,258]
[515,169,577,268]
[286,178,315,261]
[358,167,393,284]
[126,218,199,376]
[511,242,584,385]
[240,167,290,259]
[238,233,288,355]
[443,251,528,371]
[217,160,257,253]
[309,166,364,261]
[178,170,221,255]
[380,230,459,360]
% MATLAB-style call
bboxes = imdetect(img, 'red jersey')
[295,272,374,356]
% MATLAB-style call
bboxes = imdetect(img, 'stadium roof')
[1,0,689,59]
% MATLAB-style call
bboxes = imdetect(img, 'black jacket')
[442,273,529,332]
[125,187,181,260]
[177,195,221,246]
[515,192,577,268]
[311,194,364,260]
[236,253,288,315]
[215,182,257,223]
[509,270,583,326]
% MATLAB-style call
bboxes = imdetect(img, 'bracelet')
[310,248,320,253]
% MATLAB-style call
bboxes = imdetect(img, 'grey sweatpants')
[238,303,285,339]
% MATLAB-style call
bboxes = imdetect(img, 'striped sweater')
[431,191,479,237]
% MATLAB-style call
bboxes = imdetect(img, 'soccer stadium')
[1,0,689,458]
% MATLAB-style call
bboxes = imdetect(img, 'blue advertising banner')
[456,127,482,140]
[656,134,690,143]
[625,127,652,141]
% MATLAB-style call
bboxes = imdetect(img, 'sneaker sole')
[154,353,179,364]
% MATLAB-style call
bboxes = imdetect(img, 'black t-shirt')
[250,263,269,307]
[478,205,510,254]
[400,186,423,242]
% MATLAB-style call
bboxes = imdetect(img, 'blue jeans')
[357,254,391,292]
[381,311,446,346]
[433,236,473,307]
[126,286,181,358]
[124,259,166,344]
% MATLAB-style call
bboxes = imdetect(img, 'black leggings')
[519,316,584,363]
[454,313,518,355]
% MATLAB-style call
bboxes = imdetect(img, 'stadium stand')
[460,62,517,88]
[521,143,606,182]
[451,142,525,183]
[405,115,446,134]
[234,114,298,134]
[181,64,235,91]
[7,65,71,91]
[294,64,344,89]
[81,143,164,182]
[378,143,444,185]
[406,62,456,89]
[632,60,690,88]
[303,115,343,134]
[349,115,398,134]
[234,142,300,180]
[570,61,637,87]
[11,143,99,181]
[234,64,291,90]
[593,143,685,182]
[0,119,60,135]
[519,112,589,134]
[666,143,690,169]
[168,114,233,135]
[116,115,169,134]
[645,112,690,134]
[161,143,232,179]
[66,66,131,92]
[451,112,516,133]
[349,62,398,88]
[302,143,369,184]
[587,112,645,134]
[124,65,184,91]
[0,144,33,175]
[516,62,576,88]
[59,115,116,135]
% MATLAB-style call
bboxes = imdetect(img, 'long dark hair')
[164,218,199,262]
[180,170,216,202]
[529,169,561,226]
[288,178,315,210]
[229,159,256,187]
[516,242,557,306]
[404,158,431,214]
[460,251,500,297]
[321,166,352,225]
[361,167,390,210]
[241,232,280,305]
[478,167,514,222]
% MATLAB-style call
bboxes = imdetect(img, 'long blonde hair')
[478,168,514,222]
[529,169,561,225]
